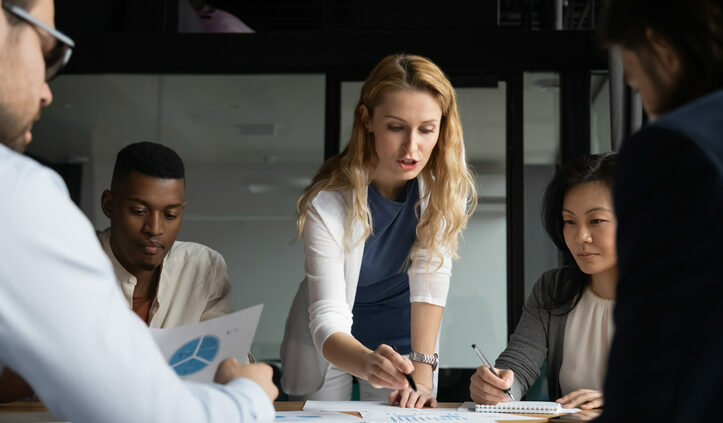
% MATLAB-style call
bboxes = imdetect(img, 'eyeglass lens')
[44,42,71,81]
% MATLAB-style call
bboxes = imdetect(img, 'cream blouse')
[98,228,232,328]
[558,287,615,395]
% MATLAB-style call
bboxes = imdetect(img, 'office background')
[28,0,636,400]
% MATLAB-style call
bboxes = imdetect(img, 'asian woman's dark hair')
[598,0,723,114]
[541,152,618,314]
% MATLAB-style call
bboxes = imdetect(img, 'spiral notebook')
[465,401,581,414]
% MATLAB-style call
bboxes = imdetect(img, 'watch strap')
[408,351,438,371]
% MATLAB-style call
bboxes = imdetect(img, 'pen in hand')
[471,344,514,401]
[392,346,417,392]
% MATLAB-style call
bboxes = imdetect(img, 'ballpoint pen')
[392,346,417,392]
[471,344,514,401]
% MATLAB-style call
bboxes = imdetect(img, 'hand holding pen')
[391,346,417,392]
[364,344,414,390]
[470,344,515,404]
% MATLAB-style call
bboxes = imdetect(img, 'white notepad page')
[474,401,581,414]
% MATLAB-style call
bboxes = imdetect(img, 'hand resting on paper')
[469,365,514,405]
[387,349,438,409]
[388,382,438,409]
[213,357,279,401]
[556,389,603,410]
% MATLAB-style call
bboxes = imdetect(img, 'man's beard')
[0,106,41,153]
[1,132,28,153]
[138,263,158,272]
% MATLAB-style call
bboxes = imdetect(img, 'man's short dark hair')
[111,141,185,189]
[598,0,723,112]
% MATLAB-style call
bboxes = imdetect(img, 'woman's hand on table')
[556,389,603,409]
[388,381,438,408]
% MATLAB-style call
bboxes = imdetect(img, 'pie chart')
[169,335,220,376]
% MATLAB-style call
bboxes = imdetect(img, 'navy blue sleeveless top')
[351,178,419,355]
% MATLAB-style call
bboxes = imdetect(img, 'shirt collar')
[98,228,137,287]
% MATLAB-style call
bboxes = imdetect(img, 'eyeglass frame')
[1,2,75,81]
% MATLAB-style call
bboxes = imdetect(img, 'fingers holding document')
[213,357,279,401]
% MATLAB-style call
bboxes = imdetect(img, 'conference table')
[275,401,569,421]
[0,400,600,422]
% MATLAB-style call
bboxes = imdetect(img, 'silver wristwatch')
[408,352,438,371]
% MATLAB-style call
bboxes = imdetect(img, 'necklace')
[588,285,615,301]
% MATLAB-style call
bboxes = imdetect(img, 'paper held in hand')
[150,304,263,383]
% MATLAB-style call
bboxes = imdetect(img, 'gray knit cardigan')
[495,267,582,401]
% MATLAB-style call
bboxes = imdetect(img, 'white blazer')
[280,177,452,396]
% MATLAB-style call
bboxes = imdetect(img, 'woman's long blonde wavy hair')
[296,53,477,265]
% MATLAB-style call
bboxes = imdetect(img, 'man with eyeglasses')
[0,1,277,422]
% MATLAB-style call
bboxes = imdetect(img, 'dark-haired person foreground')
[99,142,232,327]
[0,0,276,420]
[470,153,618,411]
[597,0,723,420]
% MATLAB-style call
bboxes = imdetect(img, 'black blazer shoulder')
[601,89,723,422]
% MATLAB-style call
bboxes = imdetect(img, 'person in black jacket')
[597,0,723,420]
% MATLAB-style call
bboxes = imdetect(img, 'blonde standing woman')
[280,54,476,408]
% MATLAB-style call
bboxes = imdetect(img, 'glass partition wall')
[29,65,611,398]
[30,74,326,362]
